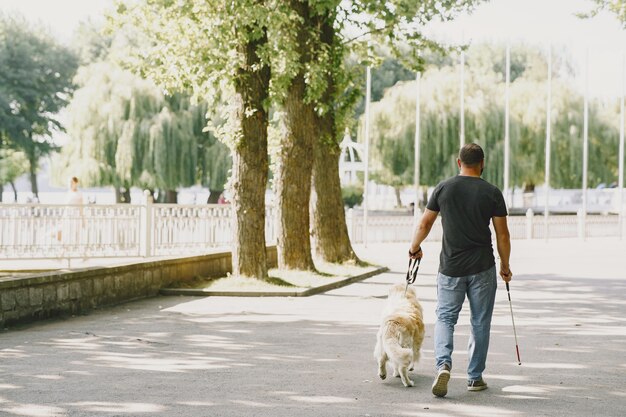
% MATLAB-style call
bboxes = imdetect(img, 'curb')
[159,266,389,297]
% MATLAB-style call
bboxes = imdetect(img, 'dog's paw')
[409,366,414,371]
[402,378,414,387]
[379,372,386,380]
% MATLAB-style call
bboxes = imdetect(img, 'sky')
[1,0,625,97]
[424,0,626,98]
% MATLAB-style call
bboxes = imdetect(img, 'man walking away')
[408,143,512,397]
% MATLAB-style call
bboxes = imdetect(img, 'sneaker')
[431,364,451,397]
[467,378,488,392]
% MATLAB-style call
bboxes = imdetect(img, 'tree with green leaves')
[310,7,361,264]
[113,0,273,279]
[0,14,78,199]
[362,44,621,192]
[0,149,28,202]
[55,60,227,203]
[280,0,482,266]
[272,0,320,270]
[579,1,626,25]
[111,0,482,275]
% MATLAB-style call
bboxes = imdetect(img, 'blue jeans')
[434,266,497,381]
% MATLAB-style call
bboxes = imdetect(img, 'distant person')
[57,177,84,243]
[408,143,512,397]
[217,192,228,204]
[65,177,83,205]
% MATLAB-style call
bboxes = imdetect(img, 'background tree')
[54,22,230,203]
[194,102,232,203]
[0,14,78,199]
[0,149,28,202]
[55,61,226,203]
[360,44,620,192]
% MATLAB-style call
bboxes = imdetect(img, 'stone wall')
[0,247,277,329]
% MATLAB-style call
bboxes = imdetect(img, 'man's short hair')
[459,143,484,167]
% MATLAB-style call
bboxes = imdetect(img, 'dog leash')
[405,257,420,295]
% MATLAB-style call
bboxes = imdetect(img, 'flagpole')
[582,47,589,241]
[414,70,421,225]
[544,45,552,240]
[504,44,511,207]
[619,52,624,239]
[460,49,465,148]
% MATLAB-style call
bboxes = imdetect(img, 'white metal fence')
[0,202,622,260]
[346,208,624,244]
[0,204,142,259]
[0,201,277,260]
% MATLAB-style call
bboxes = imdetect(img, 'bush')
[341,185,364,208]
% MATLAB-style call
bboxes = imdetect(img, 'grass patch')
[171,259,379,292]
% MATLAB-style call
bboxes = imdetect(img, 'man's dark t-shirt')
[426,175,508,277]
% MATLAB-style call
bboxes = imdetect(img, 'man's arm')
[409,209,438,259]
[492,216,512,282]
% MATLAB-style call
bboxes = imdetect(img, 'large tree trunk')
[310,13,359,264]
[275,0,316,271]
[229,25,271,279]
[311,126,359,263]
[207,189,222,204]
[28,156,39,200]
[10,181,17,202]
[115,186,131,204]
[164,190,177,204]
[394,186,402,208]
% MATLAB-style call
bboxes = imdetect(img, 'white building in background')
[339,129,365,185]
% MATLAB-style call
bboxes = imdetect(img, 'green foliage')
[0,149,28,184]
[0,14,78,187]
[110,0,285,149]
[345,1,485,71]
[341,184,364,208]
[579,1,626,26]
[110,0,483,151]
[55,61,230,192]
[360,44,621,190]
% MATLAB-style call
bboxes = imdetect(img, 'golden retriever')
[374,283,425,387]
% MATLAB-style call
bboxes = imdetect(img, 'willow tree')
[113,0,274,279]
[361,44,621,190]
[55,62,220,203]
[193,102,232,203]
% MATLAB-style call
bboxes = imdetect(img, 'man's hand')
[500,263,512,282]
[409,246,423,260]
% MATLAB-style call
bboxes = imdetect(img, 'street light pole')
[363,65,371,248]
[414,70,421,225]
[544,45,552,240]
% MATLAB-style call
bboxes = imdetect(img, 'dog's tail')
[382,320,412,366]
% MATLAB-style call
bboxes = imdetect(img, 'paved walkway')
[1,238,625,417]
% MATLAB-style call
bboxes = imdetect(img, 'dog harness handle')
[404,257,421,295]
[406,257,420,285]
